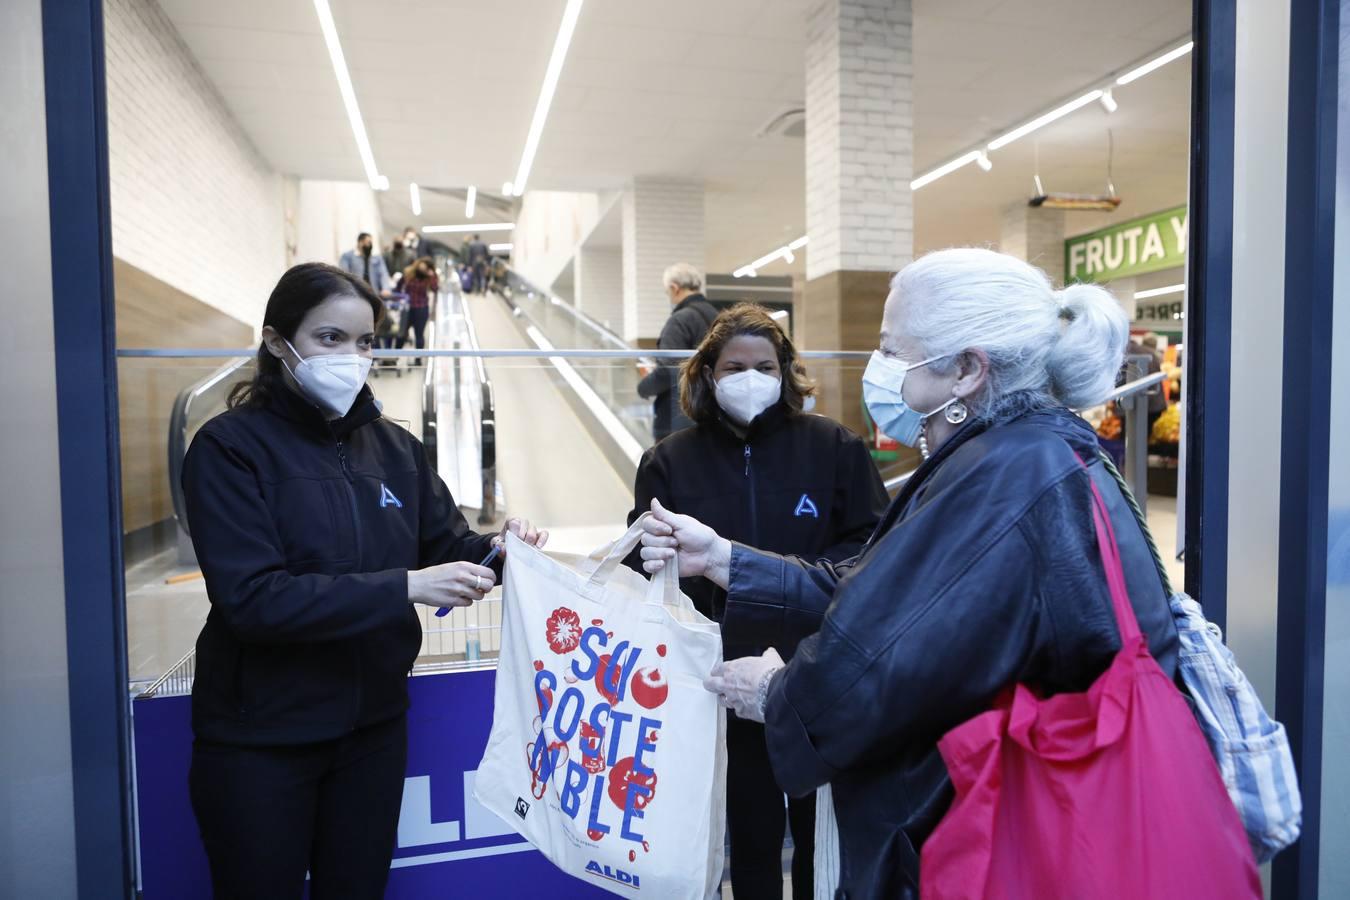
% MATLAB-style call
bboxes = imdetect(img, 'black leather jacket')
[635,294,719,439]
[723,407,1178,899]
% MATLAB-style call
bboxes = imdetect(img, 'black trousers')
[405,306,429,350]
[189,714,407,900]
[727,713,815,900]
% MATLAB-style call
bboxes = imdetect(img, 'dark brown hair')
[228,263,383,409]
[679,303,815,424]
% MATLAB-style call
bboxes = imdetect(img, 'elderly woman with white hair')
[636,248,1182,899]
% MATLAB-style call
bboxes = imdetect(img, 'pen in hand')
[435,544,502,617]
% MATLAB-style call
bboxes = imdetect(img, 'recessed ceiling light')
[465,186,477,218]
[410,183,421,216]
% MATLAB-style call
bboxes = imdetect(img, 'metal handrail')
[506,269,632,351]
[137,648,196,698]
[167,357,251,538]
[879,371,1168,498]
[445,276,497,523]
[1102,371,1166,404]
[120,347,872,359]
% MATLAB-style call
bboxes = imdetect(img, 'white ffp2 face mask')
[715,370,782,425]
[282,338,372,418]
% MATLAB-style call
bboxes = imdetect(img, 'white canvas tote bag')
[474,515,727,899]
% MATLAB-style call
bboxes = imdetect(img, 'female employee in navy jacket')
[182,262,546,899]
[626,303,888,900]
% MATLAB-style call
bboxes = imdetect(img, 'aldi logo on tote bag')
[473,517,727,899]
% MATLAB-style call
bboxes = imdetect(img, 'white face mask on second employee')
[282,338,372,418]
[715,370,782,425]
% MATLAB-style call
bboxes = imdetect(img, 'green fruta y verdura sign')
[1065,205,1188,283]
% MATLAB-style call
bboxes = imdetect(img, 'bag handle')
[1095,450,1175,596]
[1080,456,1144,643]
[643,547,690,610]
[586,514,656,589]
[586,513,695,612]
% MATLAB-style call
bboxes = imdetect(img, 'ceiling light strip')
[465,186,477,218]
[510,0,585,196]
[422,223,515,234]
[410,183,421,216]
[733,235,808,278]
[1117,41,1194,85]
[987,90,1103,151]
[312,0,387,190]
[1134,283,1186,299]
[911,36,1192,193]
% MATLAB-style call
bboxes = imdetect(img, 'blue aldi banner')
[133,668,611,898]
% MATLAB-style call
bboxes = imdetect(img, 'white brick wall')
[105,0,285,329]
[1000,203,1066,285]
[575,245,624,333]
[805,0,913,279]
[621,178,705,342]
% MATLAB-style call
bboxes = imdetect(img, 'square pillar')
[1000,203,1066,286]
[621,178,705,344]
[802,0,913,439]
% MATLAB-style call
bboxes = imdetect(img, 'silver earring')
[945,399,969,425]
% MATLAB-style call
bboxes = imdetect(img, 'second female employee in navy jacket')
[626,303,888,900]
[182,262,547,899]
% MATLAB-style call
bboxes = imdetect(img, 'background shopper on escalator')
[400,257,439,360]
[625,303,888,900]
[636,262,720,441]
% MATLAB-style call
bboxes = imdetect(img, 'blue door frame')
[1274,0,1340,896]
[41,0,136,895]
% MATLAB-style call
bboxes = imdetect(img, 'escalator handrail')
[168,357,251,537]
[504,268,631,351]
[432,263,496,521]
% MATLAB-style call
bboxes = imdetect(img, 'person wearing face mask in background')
[180,263,549,899]
[338,231,393,300]
[400,256,439,362]
[384,233,415,286]
[624,303,888,900]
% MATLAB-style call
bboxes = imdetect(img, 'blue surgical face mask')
[861,350,956,447]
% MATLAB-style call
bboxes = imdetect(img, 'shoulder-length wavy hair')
[679,303,815,425]
[228,263,383,409]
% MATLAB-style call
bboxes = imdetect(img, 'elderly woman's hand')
[704,648,786,723]
[639,499,733,587]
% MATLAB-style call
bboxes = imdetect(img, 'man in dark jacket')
[636,262,719,441]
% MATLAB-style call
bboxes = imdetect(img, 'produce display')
[1152,404,1181,445]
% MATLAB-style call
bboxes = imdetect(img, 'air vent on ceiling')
[756,106,806,139]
